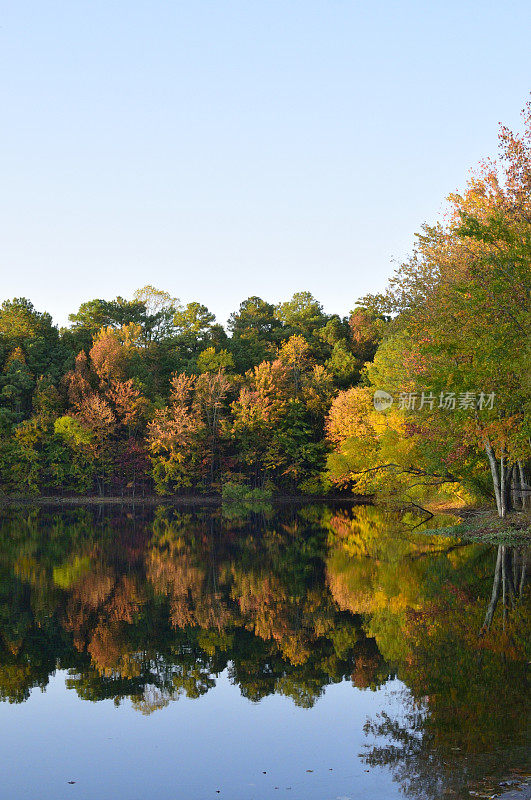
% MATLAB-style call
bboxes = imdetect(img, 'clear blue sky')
[1,1,529,327]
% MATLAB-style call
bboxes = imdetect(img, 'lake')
[0,502,528,800]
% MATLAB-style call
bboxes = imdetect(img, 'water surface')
[0,503,528,799]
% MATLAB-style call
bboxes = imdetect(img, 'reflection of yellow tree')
[360,570,529,800]
[325,506,460,662]
[324,505,529,788]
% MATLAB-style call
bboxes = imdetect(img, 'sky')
[1,1,530,328]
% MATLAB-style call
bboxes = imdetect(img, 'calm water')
[0,503,528,800]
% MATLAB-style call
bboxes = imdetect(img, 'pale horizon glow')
[1,0,530,328]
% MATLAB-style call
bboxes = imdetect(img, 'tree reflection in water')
[0,504,528,797]
[356,535,529,800]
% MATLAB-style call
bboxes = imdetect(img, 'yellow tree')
[351,107,531,514]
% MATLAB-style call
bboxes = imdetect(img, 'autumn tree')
[228,350,328,492]
[147,371,232,492]
[331,106,531,514]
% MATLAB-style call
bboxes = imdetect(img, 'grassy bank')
[429,508,531,543]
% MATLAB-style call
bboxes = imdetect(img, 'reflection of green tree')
[0,566,72,702]
[394,548,529,759]
[66,630,221,711]
[322,507,530,798]
[361,706,477,800]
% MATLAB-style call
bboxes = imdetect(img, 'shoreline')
[0,493,373,507]
[3,496,528,541]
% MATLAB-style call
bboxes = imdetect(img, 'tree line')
[1,106,529,508]
[0,288,381,496]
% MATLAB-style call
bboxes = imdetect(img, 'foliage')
[221,481,273,502]
[0,286,360,496]
[326,105,531,514]
[0,107,528,508]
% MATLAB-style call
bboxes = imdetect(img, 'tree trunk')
[518,548,527,598]
[484,440,502,516]
[517,460,530,510]
[500,457,506,517]
[502,546,516,607]
[503,463,514,516]
[484,440,519,517]
[480,545,503,634]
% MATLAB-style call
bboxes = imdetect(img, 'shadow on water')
[0,503,528,799]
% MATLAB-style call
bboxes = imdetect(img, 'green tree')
[228,296,282,371]
[275,291,328,341]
